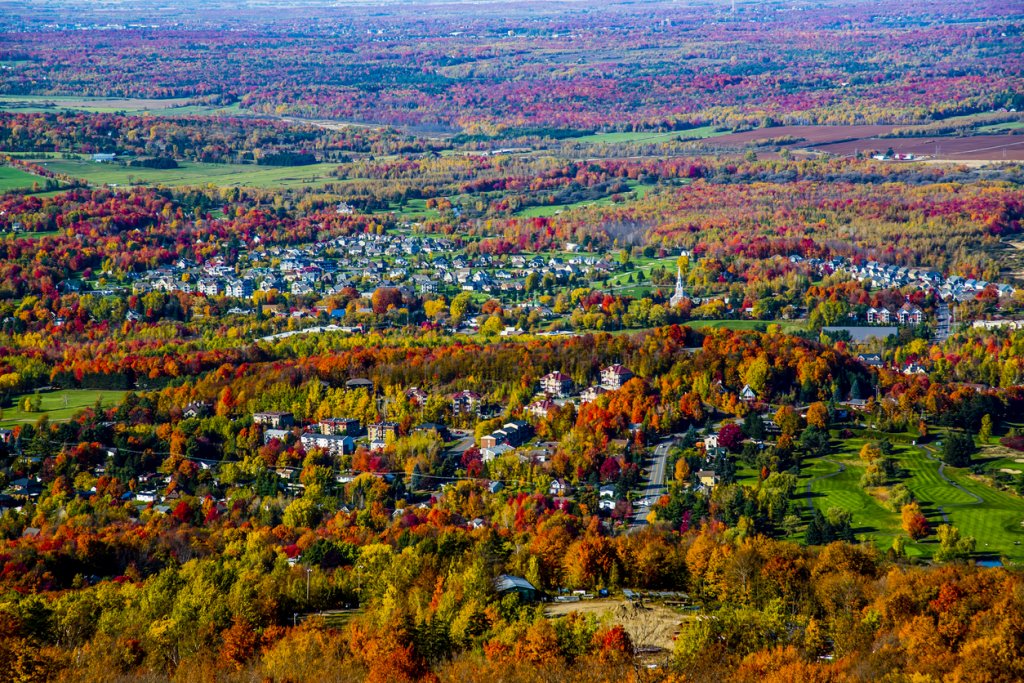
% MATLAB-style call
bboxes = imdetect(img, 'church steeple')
[670,266,688,307]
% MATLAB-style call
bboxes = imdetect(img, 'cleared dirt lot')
[545,599,688,652]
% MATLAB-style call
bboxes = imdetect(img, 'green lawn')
[0,166,47,192]
[0,94,243,117]
[909,445,1024,564]
[804,441,906,551]
[567,126,728,145]
[36,158,342,189]
[686,319,804,333]
[1,389,128,427]
[975,120,1024,133]
[802,432,1024,564]
[514,181,655,218]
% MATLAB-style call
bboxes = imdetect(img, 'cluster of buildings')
[123,228,625,313]
[865,302,924,325]
[801,255,1015,303]
[255,410,410,454]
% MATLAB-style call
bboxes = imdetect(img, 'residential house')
[526,399,557,420]
[540,371,574,398]
[601,364,634,390]
[697,470,719,488]
[549,480,572,497]
[405,386,429,406]
[254,411,294,429]
[300,432,355,455]
[481,443,513,462]
[580,385,607,404]
[480,431,506,450]
[898,303,924,325]
[451,390,481,415]
[866,307,891,324]
[319,417,360,436]
[413,422,451,441]
[183,402,211,419]
[263,428,292,445]
[368,421,400,443]
[225,279,254,298]
[739,385,757,402]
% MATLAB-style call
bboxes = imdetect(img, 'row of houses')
[803,255,1015,303]
[866,303,924,325]
[126,225,627,312]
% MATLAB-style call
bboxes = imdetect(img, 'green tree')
[978,414,993,442]
[942,431,975,467]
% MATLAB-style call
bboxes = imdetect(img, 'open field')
[699,124,1024,161]
[812,134,1024,161]
[35,158,342,189]
[568,126,728,145]
[0,94,244,117]
[1,389,128,427]
[514,180,653,217]
[705,124,897,147]
[0,166,46,192]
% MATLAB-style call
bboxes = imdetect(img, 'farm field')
[702,124,897,147]
[0,94,244,117]
[35,157,342,189]
[0,165,45,192]
[812,134,1024,160]
[1,389,128,427]
[567,126,729,145]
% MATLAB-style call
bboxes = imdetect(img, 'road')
[631,435,676,527]
[933,301,951,343]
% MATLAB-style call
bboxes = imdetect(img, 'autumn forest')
[0,0,1022,681]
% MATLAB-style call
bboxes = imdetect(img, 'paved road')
[933,301,951,343]
[631,435,676,527]
[445,430,476,459]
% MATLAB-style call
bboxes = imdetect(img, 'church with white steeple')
[670,266,688,307]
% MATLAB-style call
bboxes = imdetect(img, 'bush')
[1000,435,1024,452]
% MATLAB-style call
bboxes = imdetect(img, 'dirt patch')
[999,468,1022,475]
[545,599,686,652]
